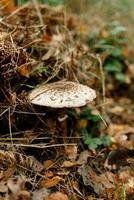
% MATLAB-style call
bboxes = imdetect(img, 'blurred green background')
[16,0,134,39]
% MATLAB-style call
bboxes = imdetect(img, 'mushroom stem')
[58,108,68,143]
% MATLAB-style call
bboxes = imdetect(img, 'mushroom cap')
[28,81,96,108]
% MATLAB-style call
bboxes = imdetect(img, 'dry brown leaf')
[56,170,70,176]
[61,161,76,168]
[43,171,54,178]
[107,124,134,136]
[32,188,49,200]
[78,119,88,129]
[7,176,27,194]
[107,124,134,148]
[77,150,91,165]
[78,165,116,197]
[65,145,77,161]
[42,34,52,43]
[0,150,16,181]
[122,47,130,58]
[46,118,56,135]
[10,190,31,200]
[70,180,83,196]
[0,182,8,193]
[42,47,56,61]
[77,22,89,36]
[46,192,68,200]
[16,154,44,173]
[43,160,54,170]
[0,0,16,13]
[9,92,16,105]
[128,64,134,75]
[17,65,31,78]
[125,63,134,84]
[39,176,61,188]
[101,29,109,38]
[127,158,134,165]
[118,167,134,192]
[87,197,104,200]
[109,106,124,114]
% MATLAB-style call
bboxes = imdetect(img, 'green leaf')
[31,66,48,75]
[80,108,101,122]
[42,0,64,5]
[83,130,111,150]
[66,110,76,118]
[104,60,122,73]
[109,25,126,36]
[110,46,122,57]
[100,136,111,147]
[115,72,125,82]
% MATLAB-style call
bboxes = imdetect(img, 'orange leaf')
[61,161,76,168]
[65,145,77,161]
[44,171,54,178]
[17,65,30,78]
[46,192,68,200]
[43,160,54,170]
[40,176,61,188]
[0,0,16,13]
[42,34,52,43]
[78,119,88,129]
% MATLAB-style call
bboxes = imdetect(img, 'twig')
[0,142,77,149]
[0,107,9,117]
[2,3,30,21]
[32,0,44,27]
[8,107,14,148]
[13,110,46,115]
[96,54,106,105]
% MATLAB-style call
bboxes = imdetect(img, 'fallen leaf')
[32,188,49,200]
[46,192,68,200]
[39,176,61,188]
[128,64,134,75]
[118,167,134,192]
[0,182,8,193]
[78,119,88,129]
[77,150,92,165]
[44,171,54,178]
[11,190,31,200]
[70,180,83,196]
[0,150,16,181]
[42,34,52,43]
[56,171,70,176]
[61,161,76,168]
[65,145,77,161]
[17,65,31,78]
[109,106,124,114]
[107,124,134,148]
[0,0,16,13]
[43,160,54,170]
[78,165,116,197]
[7,176,27,194]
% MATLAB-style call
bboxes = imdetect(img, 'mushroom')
[28,80,96,140]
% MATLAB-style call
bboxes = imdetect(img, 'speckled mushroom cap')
[28,81,96,108]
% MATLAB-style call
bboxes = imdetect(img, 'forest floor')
[0,1,134,200]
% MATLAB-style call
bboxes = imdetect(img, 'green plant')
[16,0,64,5]
[83,129,111,149]
[42,0,64,5]
[31,65,49,75]
[68,108,111,150]
[80,107,101,122]
[88,21,128,83]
